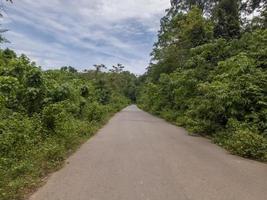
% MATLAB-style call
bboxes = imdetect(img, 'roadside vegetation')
[137,0,267,161]
[1,0,267,199]
[0,48,137,199]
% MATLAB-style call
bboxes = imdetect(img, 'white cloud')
[2,0,170,74]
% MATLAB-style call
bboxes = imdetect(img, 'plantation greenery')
[0,49,137,199]
[137,1,267,161]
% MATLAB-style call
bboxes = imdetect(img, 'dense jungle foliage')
[0,48,136,199]
[137,0,267,161]
[1,0,267,199]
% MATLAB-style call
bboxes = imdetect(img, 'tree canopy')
[137,0,267,161]
[0,48,137,199]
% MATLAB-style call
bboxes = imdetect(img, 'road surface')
[30,105,267,200]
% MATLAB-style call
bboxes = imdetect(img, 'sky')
[1,0,170,74]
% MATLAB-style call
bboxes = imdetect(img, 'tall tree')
[170,0,218,15]
[109,64,125,73]
[60,66,77,73]
[148,7,213,81]
[213,0,241,38]
[93,64,106,72]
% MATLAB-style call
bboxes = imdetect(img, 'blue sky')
[1,0,170,74]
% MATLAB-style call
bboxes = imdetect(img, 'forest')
[1,0,267,199]
[0,48,137,199]
[137,0,267,161]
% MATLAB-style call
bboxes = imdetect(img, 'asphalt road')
[30,105,267,200]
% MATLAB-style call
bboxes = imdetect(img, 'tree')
[109,63,125,73]
[170,0,218,15]
[93,64,107,79]
[214,0,241,38]
[93,64,106,73]
[148,7,213,81]
[60,66,77,73]
[0,46,135,199]
[137,1,267,161]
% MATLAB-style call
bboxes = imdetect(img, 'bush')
[0,48,132,200]
[137,27,267,161]
[0,113,42,159]
[51,84,72,102]
[40,138,66,168]
[82,102,107,122]
[160,109,177,122]
[41,103,68,131]
[215,129,267,161]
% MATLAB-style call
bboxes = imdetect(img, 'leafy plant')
[137,3,267,161]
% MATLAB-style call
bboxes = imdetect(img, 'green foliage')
[170,0,218,15]
[180,7,214,47]
[214,129,267,161]
[42,103,69,131]
[137,1,267,162]
[214,0,241,38]
[81,101,107,122]
[148,7,214,81]
[0,48,133,200]
[0,76,20,109]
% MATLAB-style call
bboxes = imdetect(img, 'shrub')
[39,138,66,168]
[214,129,267,161]
[82,102,107,122]
[0,48,132,200]
[137,27,267,161]
[0,113,42,158]
[160,109,177,122]
[41,103,68,131]
[51,84,72,103]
